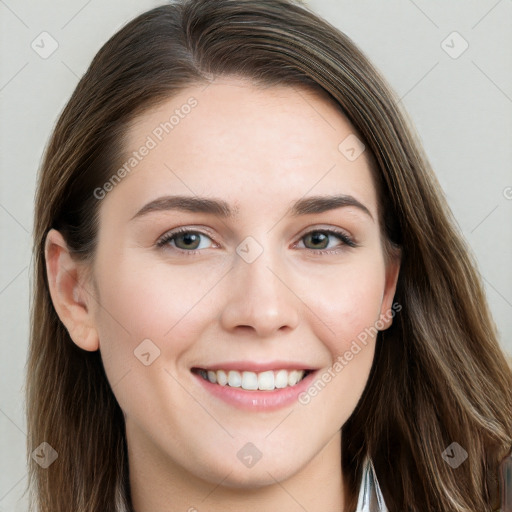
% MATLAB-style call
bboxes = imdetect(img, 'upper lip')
[192,361,318,372]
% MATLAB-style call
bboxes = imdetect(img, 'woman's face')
[74,78,399,491]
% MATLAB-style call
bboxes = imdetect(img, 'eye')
[156,228,215,253]
[297,228,357,253]
[155,226,357,255]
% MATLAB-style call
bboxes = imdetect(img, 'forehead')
[106,77,379,220]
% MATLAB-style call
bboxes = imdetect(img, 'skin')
[45,77,401,512]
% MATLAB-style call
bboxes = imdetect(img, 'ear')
[378,248,401,330]
[44,229,99,351]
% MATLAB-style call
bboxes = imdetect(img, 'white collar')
[355,456,389,511]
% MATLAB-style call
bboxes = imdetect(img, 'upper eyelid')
[297,225,353,239]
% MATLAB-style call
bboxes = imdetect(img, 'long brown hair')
[26,1,512,510]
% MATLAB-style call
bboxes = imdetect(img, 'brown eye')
[303,231,330,250]
[300,229,356,251]
[173,232,202,250]
[156,229,214,252]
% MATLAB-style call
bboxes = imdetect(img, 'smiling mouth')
[192,368,313,391]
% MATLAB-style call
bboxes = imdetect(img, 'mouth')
[191,367,314,391]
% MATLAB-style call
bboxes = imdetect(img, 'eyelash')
[156,227,358,256]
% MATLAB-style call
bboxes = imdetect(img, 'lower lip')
[192,370,317,412]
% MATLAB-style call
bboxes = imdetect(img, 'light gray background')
[1,1,511,510]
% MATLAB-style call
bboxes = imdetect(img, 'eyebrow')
[130,194,373,221]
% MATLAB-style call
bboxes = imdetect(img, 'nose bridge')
[238,241,281,298]
[219,235,300,336]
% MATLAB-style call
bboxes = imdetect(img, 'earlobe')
[44,229,99,351]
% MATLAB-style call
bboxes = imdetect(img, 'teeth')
[216,369,228,386]
[288,370,302,386]
[198,368,308,390]
[228,370,242,387]
[258,370,274,390]
[242,371,258,390]
[274,369,288,389]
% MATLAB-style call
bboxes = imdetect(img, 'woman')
[26,0,512,510]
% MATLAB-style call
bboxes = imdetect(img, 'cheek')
[91,256,223,380]
[94,254,220,337]
[90,259,221,427]
[303,258,386,358]
[295,264,384,426]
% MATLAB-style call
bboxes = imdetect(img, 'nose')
[219,245,301,338]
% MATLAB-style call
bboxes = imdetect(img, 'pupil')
[309,232,327,249]
[180,233,199,249]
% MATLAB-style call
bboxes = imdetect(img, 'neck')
[127,423,346,512]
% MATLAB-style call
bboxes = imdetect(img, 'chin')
[189,448,306,489]
[209,462,299,489]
